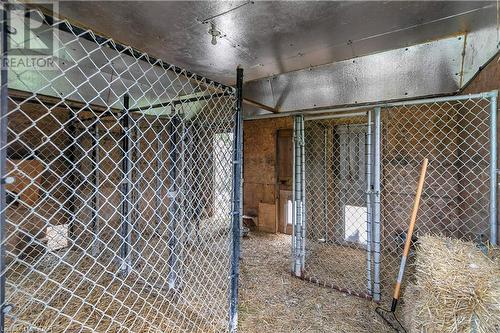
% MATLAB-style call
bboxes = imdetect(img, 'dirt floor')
[238,232,393,333]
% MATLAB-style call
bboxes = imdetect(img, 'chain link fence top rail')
[0,3,238,332]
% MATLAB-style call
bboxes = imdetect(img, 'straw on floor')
[402,235,500,333]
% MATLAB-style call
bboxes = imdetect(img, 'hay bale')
[402,235,500,333]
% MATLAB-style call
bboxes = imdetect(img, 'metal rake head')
[375,307,407,333]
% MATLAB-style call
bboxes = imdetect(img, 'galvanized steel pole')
[120,94,131,276]
[167,115,180,289]
[489,92,498,245]
[91,124,100,257]
[372,107,382,302]
[365,110,373,296]
[229,67,243,332]
[0,5,8,330]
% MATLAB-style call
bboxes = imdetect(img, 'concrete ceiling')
[49,1,496,85]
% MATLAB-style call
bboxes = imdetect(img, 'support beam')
[242,97,279,114]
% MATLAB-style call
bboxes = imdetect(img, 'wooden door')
[277,129,293,234]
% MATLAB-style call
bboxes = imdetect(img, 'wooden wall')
[462,55,500,240]
[242,117,292,231]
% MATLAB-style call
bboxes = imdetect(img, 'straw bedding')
[238,232,392,332]
[6,231,396,332]
[4,236,230,333]
[402,235,500,333]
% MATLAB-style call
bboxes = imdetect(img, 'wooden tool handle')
[392,158,429,307]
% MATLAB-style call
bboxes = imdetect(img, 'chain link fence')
[294,92,497,303]
[379,95,496,303]
[0,3,241,332]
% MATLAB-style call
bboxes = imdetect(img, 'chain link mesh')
[303,116,372,298]
[1,4,237,332]
[379,97,494,302]
[301,95,495,303]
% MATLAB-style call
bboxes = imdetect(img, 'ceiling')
[48,1,496,85]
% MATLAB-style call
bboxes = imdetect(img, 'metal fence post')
[67,110,77,239]
[299,115,306,272]
[291,116,297,273]
[372,107,382,302]
[323,126,328,241]
[293,114,305,276]
[91,123,100,257]
[155,125,162,235]
[292,116,301,277]
[120,94,131,276]
[167,115,180,289]
[0,5,8,330]
[132,125,141,256]
[490,91,498,245]
[365,110,373,296]
[229,67,243,333]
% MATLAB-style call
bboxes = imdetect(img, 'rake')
[376,158,429,333]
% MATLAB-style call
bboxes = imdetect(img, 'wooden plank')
[258,202,277,233]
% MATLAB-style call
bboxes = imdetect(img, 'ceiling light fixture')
[208,23,221,45]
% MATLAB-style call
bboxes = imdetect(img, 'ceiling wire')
[200,1,254,24]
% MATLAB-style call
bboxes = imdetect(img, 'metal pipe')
[167,115,180,289]
[300,115,306,272]
[372,107,382,302]
[293,115,302,277]
[127,92,230,113]
[291,116,297,273]
[323,126,328,241]
[229,67,243,333]
[120,94,131,276]
[67,110,77,240]
[245,91,498,120]
[132,125,141,263]
[91,124,100,257]
[155,125,162,234]
[305,112,366,121]
[489,92,498,245]
[0,6,8,329]
[365,110,373,296]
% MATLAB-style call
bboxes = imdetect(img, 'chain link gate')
[293,91,498,303]
[0,3,243,332]
[298,114,373,299]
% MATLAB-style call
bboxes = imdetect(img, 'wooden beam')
[243,97,279,113]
